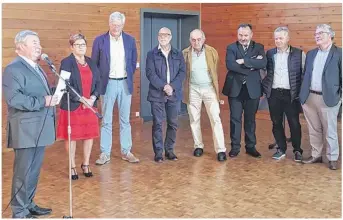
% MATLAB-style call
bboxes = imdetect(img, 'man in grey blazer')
[299,24,342,170]
[2,30,58,218]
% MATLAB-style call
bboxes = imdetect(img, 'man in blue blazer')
[92,12,139,164]
[145,27,186,162]
[300,24,342,170]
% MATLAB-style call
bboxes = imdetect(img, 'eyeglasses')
[73,43,87,48]
[314,31,330,36]
[158,33,171,38]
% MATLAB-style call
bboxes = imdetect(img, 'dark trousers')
[268,89,302,154]
[11,146,45,218]
[229,84,260,152]
[150,100,180,157]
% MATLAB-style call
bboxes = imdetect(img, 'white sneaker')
[95,153,110,165]
[122,152,139,163]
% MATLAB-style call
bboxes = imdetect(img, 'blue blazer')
[145,46,186,102]
[91,31,137,95]
[59,53,101,111]
[299,44,342,107]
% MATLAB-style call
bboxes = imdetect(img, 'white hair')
[316,24,335,40]
[109,11,125,24]
[15,30,38,46]
[189,29,206,41]
[274,26,290,37]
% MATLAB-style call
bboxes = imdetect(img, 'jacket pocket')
[20,116,41,124]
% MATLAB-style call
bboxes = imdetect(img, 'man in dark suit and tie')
[300,24,342,170]
[2,30,58,218]
[145,27,186,162]
[222,23,267,158]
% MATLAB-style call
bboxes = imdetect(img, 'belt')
[109,77,127,80]
[273,88,290,92]
[310,90,323,95]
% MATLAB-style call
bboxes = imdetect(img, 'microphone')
[41,53,56,71]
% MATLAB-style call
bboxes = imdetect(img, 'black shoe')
[23,213,37,218]
[28,205,52,216]
[217,152,227,161]
[154,155,163,163]
[165,151,178,161]
[71,167,78,180]
[229,150,240,157]
[81,164,93,177]
[246,148,261,158]
[329,161,338,170]
[193,148,203,157]
[294,151,302,162]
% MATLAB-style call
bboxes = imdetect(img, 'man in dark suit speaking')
[222,24,267,158]
[2,30,58,218]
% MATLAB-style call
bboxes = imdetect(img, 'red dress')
[57,63,99,140]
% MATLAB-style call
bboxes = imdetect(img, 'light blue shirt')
[311,44,332,92]
[190,48,212,87]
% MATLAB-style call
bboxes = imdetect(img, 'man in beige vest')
[182,29,227,161]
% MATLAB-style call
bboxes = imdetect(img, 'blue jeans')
[100,79,132,155]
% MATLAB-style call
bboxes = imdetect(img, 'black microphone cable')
[2,88,54,215]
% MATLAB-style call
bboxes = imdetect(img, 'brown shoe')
[302,156,322,164]
[329,161,338,170]
[122,152,140,163]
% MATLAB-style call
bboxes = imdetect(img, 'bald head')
[158,27,172,47]
[190,29,205,52]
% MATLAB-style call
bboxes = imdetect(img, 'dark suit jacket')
[222,41,267,99]
[145,46,186,102]
[2,56,56,149]
[59,53,101,111]
[91,31,137,95]
[299,44,342,107]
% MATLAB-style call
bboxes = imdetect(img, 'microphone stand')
[47,65,102,218]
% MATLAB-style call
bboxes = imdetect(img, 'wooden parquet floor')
[1,111,342,218]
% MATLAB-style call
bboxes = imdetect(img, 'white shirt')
[19,55,37,69]
[158,44,171,84]
[109,33,126,78]
[272,47,291,89]
[272,47,306,89]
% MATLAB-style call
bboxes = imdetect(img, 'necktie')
[242,45,248,84]
[243,45,248,55]
[35,65,49,91]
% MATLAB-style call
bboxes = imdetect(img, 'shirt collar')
[109,32,122,41]
[158,44,171,54]
[277,46,290,54]
[19,55,37,68]
[319,43,332,52]
[192,45,205,55]
[241,41,250,48]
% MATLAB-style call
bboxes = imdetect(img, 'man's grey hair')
[316,24,335,40]
[15,30,38,46]
[189,29,206,40]
[109,11,125,24]
[274,26,290,37]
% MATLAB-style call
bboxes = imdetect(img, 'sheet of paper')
[54,70,71,104]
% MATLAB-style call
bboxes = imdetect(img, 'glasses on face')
[314,31,330,37]
[73,43,86,48]
[158,33,171,38]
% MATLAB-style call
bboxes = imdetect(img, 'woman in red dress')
[57,34,101,180]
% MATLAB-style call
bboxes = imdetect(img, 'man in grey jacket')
[2,30,58,218]
[299,24,342,170]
